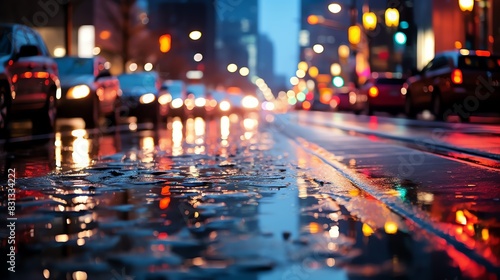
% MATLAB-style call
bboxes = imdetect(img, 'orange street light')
[362,12,377,31]
[458,0,474,12]
[159,34,171,53]
[307,15,322,25]
[385,8,399,28]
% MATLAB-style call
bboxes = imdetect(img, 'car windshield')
[118,73,157,90]
[459,55,500,71]
[187,84,205,97]
[0,26,13,55]
[164,81,184,98]
[56,57,94,76]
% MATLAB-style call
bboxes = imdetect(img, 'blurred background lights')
[194,53,203,62]
[239,67,250,76]
[144,62,153,71]
[227,63,237,73]
[313,44,324,54]
[189,30,202,40]
[328,3,342,13]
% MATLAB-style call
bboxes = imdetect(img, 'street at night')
[1,0,500,279]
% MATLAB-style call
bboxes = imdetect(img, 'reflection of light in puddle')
[185,118,195,144]
[72,271,87,280]
[221,116,230,140]
[129,122,138,131]
[172,119,184,156]
[72,134,90,169]
[455,210,467,225]
[384,221,398,234]
[482,228,489,241]
[329,225,339,238]
[55,132,62,168]
[189,165,199,177]
[43,269,50,279]
[142,137,155,151]
[417,192,434,204]
[326,258,336,267]
[243,118,258,131]
[55,234,69,242]
[362,223,374,236]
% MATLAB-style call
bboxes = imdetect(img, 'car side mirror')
[16,45,40,60]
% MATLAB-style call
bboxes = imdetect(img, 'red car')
[360,73,406,115]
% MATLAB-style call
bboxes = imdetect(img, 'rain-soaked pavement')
[1,112,499,280]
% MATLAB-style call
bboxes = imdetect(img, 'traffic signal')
[159,34,171,53]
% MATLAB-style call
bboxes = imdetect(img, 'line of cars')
[308,49,500,122]
[0,23,260,138]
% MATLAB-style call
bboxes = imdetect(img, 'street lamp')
[348,25,361,45]
[362,12,377,31]
[385,8,399,28]
[189,30,202,40]
[328,3,342,14]
[458,0,474,12]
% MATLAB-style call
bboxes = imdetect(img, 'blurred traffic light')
[348,25,361,45]
[159,34,171,53]
[394,31,407,45]
[332,76,344,87]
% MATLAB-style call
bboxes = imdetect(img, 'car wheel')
[432,94,445,121]
[84,97,100,129]
[0,83,11,138]
[33,94,56,134]
[404,93,417,119]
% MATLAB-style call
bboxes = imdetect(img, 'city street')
[1,112,499,279]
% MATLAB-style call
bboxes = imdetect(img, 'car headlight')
[195,97,206,107]
[242,95,259,109]
[171,98,183,109]
[67,85,90,99]
[158,93,172,105]
[139,93,156,104]
[219,100,231,111]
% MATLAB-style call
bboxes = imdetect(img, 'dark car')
[403,49,500,121]
[0,23,60,136]
[360,73,406,115]
[55,56,120,128]
[117,71,163,126]
[159,80,186,118]
[329,86,367,114]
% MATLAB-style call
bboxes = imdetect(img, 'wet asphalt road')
[1,112,499,280]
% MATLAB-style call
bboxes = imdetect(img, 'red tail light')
[368,86,379,97]
[476,50,490,57]
[452,69,463,84]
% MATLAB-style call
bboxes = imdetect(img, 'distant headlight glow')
[67,85,90,99]
[219,100,231,111]
[242,95,259,109]
[171,98,183,109]
[195,97,206,107]
[158,93,172,105]
[139,93,156,104]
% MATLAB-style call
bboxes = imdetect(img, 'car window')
[26,29,49,56]
[0,26,13,55]
[430,56,448,70]
[421,59,433,73]
[55,57,94,76]
[13,27,29,52]
[118,73,157,89]
[459,56,500,71]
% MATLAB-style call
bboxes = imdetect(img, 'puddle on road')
[1,114,497,279]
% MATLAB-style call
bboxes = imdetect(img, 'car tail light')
[452,69,463,84]
[476,50,490,57]
[368,86,379,97]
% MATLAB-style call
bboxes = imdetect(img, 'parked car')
[117,71,163,126]
[403,49,500,121]
[360,72,406,115]
[329,86,367,114]
[55,56,120,128]
[159,80,186,118]
[0,23,60,136]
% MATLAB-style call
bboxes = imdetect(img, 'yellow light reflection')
[481,228,489,241]
[72,271,87,280]
[455,210,467,225]
[172,119,183,156]
[142,137,155,151]
[55,234,69,242]
[72,132,90,169]
[362,223,374,236]
[309,222,321,234]
[55,132,62,168]
[43,269,50,279]
[329,225,340,238]
[243,118,258,131]
[384,221,398,234]
[185,118,195,144]
[326,258,335,267]
[221,116,230,140]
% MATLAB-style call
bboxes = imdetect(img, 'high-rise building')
[215,0,259,89]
